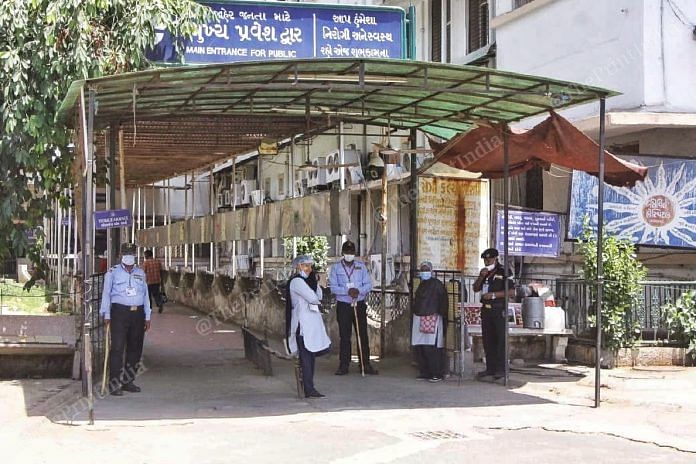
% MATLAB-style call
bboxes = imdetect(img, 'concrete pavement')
[2,301,695,463]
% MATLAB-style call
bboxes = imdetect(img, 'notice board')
[147,1,406,64]
[417,177,489,273]
[495,209,561,258]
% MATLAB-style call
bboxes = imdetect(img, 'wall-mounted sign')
[417,177,489,273]
[147,1,406,64]
[496,209,561,258]
[568,155,696,249]
[94,209,132,230]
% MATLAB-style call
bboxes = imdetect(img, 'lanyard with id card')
[341,262,356,289]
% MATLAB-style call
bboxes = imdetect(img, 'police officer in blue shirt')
[328,240,378,375]
[100,243,151,396]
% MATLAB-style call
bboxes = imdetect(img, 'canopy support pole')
[380,151,388,358]
[80,86,96,424]
[107,125,118,267]
[232,163,237,276]
[503,130,510,387]
[408,128,418,329]
[595,97,607,408]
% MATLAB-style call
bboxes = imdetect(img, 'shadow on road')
[33,302,587,424]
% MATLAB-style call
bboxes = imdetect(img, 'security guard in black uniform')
[99,243,151,396]
[472,248,515,380]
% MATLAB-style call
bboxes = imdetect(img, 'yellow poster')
[417,177,489,274]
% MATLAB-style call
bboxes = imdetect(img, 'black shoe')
[428,376,443,383]
[305,391,326,399]
[121,383,141,393]
[334,367,349,376]
[363,366,379,375]
[158,305,163,314]
[476,370,494,379]
[492,372,505,380]
[110,388,123,396]
[416,375,430,381]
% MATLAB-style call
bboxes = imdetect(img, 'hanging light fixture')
[297,140,317,172]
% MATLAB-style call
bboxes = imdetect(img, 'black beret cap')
[341,240,356,253]
[481,248,499,259]
[120,242,137,255]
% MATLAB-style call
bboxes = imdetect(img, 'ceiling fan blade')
[323,163,359,168]
[379,148,434,155]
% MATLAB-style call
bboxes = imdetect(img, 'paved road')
[2,302,695,463]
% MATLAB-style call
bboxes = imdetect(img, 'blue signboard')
[568,155,696,249]
[95,209,133,230]
[147,1,405,64]
[496,209,561,258]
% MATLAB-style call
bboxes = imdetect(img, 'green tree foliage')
[578,218,647,351]
[663,290,696,361]
[284,236,330,272]
[0,0,210,262]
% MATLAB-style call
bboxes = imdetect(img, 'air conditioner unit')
[307,157,328,188]
[294,170,307,197]
[344,149,365,185]
[233,170,245,184]
[369,254,395,288]
[400,153,427,173]
[294,178,305,197]
[235,180,255,206]
[386,164,401,180]
[250,189,265,206]
[223,189,232,206]
[325,150,340,184]
[218,174,230,190]
[347,166,365,185]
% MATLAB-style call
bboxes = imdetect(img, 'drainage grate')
[409,430,469,441]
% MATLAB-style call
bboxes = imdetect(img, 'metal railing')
[87,273,107,377]
[364,272,696,344]
[365,290,410,322]
[517,277,696,339]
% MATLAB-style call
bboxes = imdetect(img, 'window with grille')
[445,0,452,63]
[514,0,535,9]
[431,0,442,62]
[468,0,489,53]
[277,174,284,196]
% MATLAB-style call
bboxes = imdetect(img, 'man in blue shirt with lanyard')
[100,243,151,396]
[328,240,378,375]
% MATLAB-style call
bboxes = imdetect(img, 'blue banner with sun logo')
[568,155,696,249]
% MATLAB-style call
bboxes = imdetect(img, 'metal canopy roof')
[57,58,616,186]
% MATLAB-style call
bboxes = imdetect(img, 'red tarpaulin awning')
[425,111,647,187]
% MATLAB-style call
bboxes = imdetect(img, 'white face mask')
[122,255,135,266]
[343,254,355,263]
[485,263,496,271]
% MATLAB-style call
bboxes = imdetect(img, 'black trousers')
[296,334,316,395]
[481,307,506,374]
[414,345,443,377]
[109,304,145,386]
[336,301,370,369]
[147,283,163,309]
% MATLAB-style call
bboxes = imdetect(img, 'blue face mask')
[419,271,432,280]
[299,270,309,278]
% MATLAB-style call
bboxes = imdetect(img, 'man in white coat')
[285,255,331,398]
